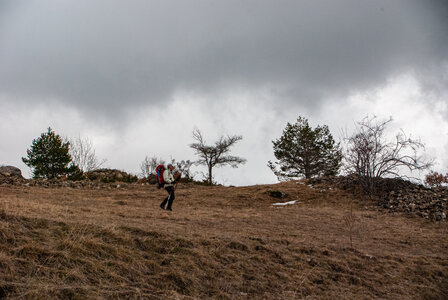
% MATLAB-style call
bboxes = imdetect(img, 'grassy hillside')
[0,181,447,299]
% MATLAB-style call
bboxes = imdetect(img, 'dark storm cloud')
[0,0,447,117]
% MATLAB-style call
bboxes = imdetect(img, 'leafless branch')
[140,156,165,178]
[190,128,246,185]
[343,115,433,194]
[69,136,106,172]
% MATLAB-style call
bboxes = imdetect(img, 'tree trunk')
[304,156,311,179]
[208,165,213,185]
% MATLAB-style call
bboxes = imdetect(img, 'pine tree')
[268,117,342,180]
[22,127,75,179]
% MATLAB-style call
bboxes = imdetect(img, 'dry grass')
[0,181,447,299]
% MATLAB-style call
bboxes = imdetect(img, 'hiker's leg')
[160,196,168,209]
[160,187,170,209]
[166,187,175,210]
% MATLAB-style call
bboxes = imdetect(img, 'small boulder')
[266,190,288,199]
[0,166,23,177]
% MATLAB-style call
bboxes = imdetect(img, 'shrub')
[424,171,448,187]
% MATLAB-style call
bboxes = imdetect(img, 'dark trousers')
[160,186,175,209]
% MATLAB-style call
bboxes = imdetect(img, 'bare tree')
[140,156,165,178]
[69,136,106,172]
[170,159,195,182]
[190,128,246,185]
[344,116,433,193]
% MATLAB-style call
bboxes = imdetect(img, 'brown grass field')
[0,181,447,299]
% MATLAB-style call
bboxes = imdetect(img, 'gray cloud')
[0,0,447,120]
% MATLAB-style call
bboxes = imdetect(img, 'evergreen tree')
[268,117,342,180]
[22,127,75,179]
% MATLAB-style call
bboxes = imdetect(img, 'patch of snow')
[272,200,298,206]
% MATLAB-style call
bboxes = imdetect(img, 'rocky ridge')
[379,186,447,221]
[308,176,447,222]
[84,168,138,183]
[0,167,141,189]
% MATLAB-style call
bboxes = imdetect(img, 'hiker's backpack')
[155,165,166,189]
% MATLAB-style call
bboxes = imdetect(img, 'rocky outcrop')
[379,186,447,221]
[0,167,141,188]
[0,173,27,185]
[0,166,23,177]
[84,169,138,183]
[308,176,447,222]
[0,165,26,185]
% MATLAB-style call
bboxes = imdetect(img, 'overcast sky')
[1,0,447,185]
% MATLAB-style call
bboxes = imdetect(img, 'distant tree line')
[268,115,433,194]
[22,114,437,193]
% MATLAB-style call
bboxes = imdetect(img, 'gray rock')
[0,165,23,177]
[266,190,288,199]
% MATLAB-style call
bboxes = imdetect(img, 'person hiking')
[159,164,178,211]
